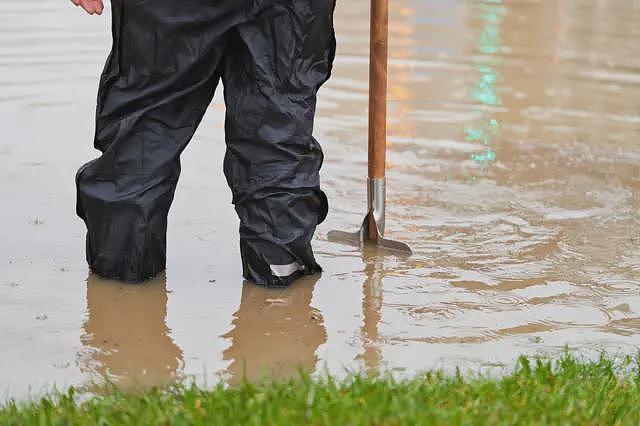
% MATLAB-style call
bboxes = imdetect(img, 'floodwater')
[1,0,639,399]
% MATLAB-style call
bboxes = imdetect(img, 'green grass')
[2,354,639,425]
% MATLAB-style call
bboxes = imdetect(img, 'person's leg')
[222,1,337,287]
[76,1,242,283]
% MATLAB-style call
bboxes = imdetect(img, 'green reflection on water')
[465,0,504,166]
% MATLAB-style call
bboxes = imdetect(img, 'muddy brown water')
[1,0,639,399]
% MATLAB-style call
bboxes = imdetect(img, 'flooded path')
[1,0,639,399]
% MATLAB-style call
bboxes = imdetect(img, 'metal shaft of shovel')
[328,0,412,256]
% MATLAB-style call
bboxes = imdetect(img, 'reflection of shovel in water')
[328,0,411,256]
[358,254,384,376]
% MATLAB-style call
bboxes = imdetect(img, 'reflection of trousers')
[82,275,182,386]
[223,276,325,383]
[76,1,336,286]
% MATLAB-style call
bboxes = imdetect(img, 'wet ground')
[1,0,639,399]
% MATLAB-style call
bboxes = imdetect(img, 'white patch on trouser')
[270,262,305,277]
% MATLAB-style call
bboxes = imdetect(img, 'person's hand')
[70,0,104,15]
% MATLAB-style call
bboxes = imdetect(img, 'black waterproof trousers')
[76,0,336,286]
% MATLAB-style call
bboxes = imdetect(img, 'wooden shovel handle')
[368,0,389,179]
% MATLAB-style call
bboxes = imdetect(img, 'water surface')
[0,0,639,399]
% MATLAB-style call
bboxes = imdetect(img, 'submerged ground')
[1,0,639,399]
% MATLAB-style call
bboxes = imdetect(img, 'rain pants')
[76,0,336,287]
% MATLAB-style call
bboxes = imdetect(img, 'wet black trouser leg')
[76,1,336,286]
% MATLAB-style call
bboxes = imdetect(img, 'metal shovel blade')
[327,214,412,257]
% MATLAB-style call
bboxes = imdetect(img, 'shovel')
[327,0,412,256]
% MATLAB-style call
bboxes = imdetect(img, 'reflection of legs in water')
[80,274,183,389]
[223,274,325,384]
